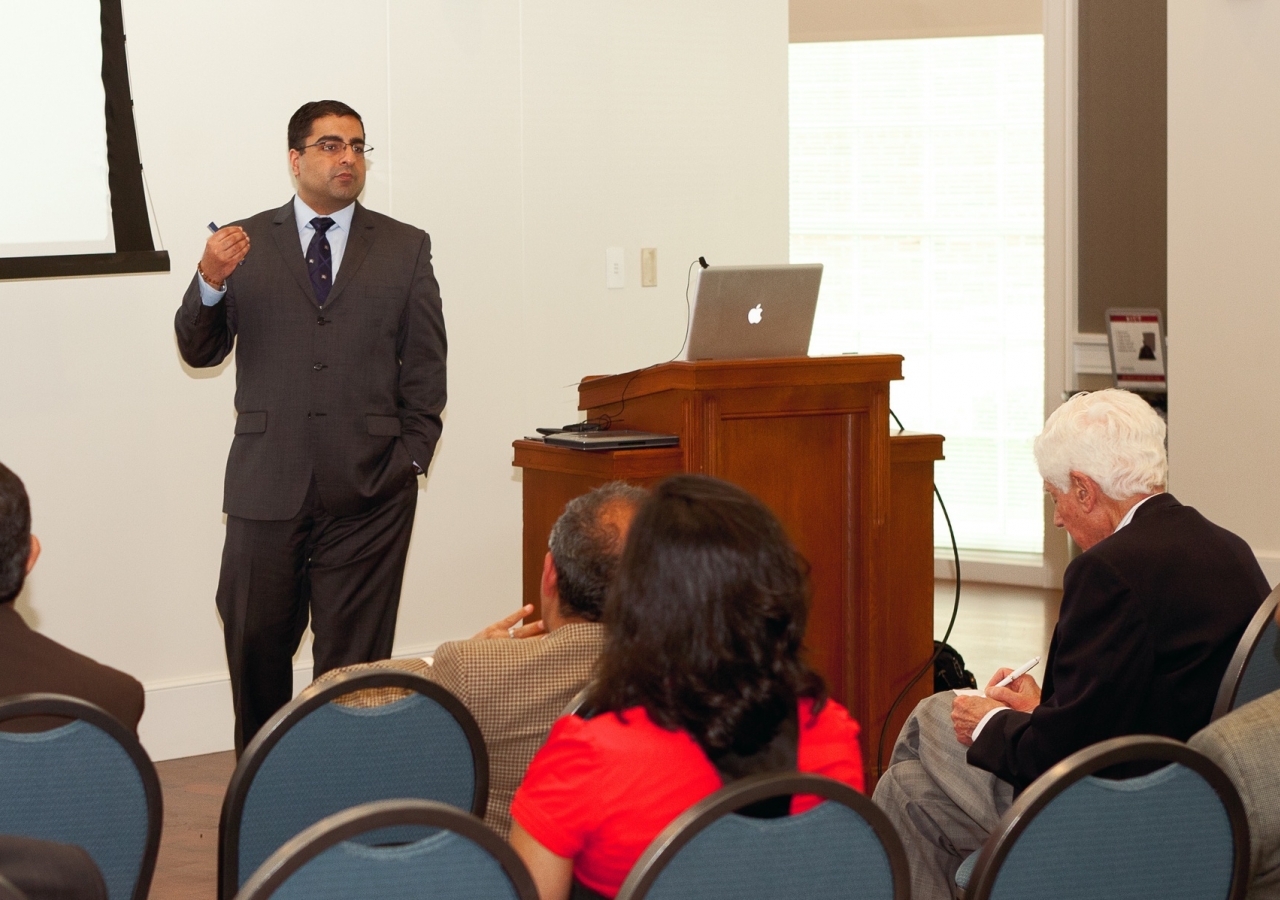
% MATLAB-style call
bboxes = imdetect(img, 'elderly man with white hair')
[873,389,1269,900]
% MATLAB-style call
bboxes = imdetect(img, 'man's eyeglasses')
[298,140,373,157]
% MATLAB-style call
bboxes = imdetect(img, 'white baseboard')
[136,643,437,762]
[1254,553,1280,589]
[934,551,1058,589]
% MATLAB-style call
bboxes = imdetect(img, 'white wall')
[1167,0,1280,586]
[0,0,788,759]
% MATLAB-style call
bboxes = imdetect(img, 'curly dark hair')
[0,463,32,605]
[590,474,825,763]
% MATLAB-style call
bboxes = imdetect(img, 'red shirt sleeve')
[794,698,864,813]
[510,715,603,859]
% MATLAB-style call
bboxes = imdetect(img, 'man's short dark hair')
[288,100,364,150]
[548,482,647,622]
[0,463,32,605]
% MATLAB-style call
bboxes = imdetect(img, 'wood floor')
[147,579,1061,900]
[152,750,236,900]
[934,579,1062,688]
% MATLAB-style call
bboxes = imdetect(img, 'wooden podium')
[512,356,942,778]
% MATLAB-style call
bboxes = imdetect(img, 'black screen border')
[0,0,170,282]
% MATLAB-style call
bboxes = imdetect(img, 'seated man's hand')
[985,669,1042,713]
[472,605,547,641]
[951,695,1005,747]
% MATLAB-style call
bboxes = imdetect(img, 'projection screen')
[0,0,169,279]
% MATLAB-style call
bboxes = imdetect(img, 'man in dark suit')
[873,390,1269,900]
[174,100,447,752]
[0,463,145,733]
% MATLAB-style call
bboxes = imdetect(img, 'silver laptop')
[682,264,823,361]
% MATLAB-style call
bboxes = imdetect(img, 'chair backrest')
[560,684,593,718]
[615,772,909,900]
[1212,586,1280,721]
[964,735,1250,900]
[234,799,538,900]
[219,670,489,900]
[0,872,29,900]
[0,694,162,900]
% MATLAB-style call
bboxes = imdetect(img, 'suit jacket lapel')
[270,200,318,306]
[324,202,374,310]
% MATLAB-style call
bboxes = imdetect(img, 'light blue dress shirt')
[198,196,357,305]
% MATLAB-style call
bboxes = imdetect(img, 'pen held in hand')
[994,655,1041,689]
[208,221,248,265]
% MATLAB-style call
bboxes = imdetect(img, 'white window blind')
[791,36,1045,554]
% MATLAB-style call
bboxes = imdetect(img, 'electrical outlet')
[640,248,657,287]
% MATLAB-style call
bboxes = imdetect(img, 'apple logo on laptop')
[747,303,763,324]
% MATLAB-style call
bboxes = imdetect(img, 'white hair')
[1033,389,1167,499]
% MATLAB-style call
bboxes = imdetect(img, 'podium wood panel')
[512,356,942,780]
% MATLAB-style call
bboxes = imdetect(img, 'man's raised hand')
[199,226,250,286]
[471,604,547,641]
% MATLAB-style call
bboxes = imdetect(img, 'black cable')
[876,410,962,777]
[583,257,703,428]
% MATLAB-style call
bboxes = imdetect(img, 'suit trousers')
[872,693,1014,900]
[216,475,418,753]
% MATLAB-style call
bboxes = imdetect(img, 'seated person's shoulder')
[804,697,861,740]
[0,608,144,731]
[1190,690,1280,764]
[799,698,865,790]
[310,657,434,708]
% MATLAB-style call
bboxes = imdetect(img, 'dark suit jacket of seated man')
[0,463,144,734]
[314,481,647,837]
[0,834,108,900]
[873,390,1270,900]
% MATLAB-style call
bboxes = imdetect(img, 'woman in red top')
[510,474,864,900]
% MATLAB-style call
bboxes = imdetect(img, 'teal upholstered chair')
[956,735,1249,900]
[0,694,162,900]
[1212,586,1280,721]
[615,772,908,900]
[218,670,488,900]
[233,799,537,900]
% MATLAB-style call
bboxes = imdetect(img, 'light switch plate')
[606,247,625,289]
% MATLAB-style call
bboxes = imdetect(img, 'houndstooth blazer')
[315,621,605,837]
[1189,689,1280,900]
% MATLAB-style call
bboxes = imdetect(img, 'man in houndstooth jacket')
[314,481,646,836]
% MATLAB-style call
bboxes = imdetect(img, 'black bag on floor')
[934,640,977,692]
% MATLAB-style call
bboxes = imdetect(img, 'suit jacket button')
[313,363,325,371]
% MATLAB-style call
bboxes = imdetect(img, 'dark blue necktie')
[306,217,335,305]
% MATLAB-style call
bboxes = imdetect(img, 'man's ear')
[25,534,40,575]
[288,148,302,178]
[1069,472,1101,511]
[540,552,558,607]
